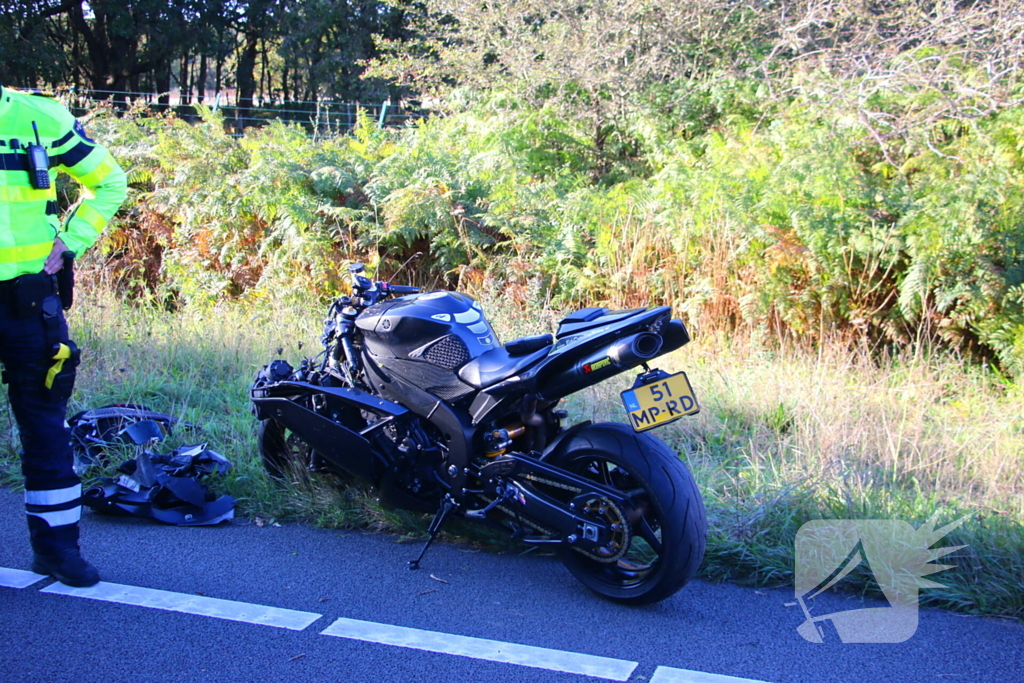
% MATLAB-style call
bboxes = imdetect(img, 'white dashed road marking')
[41,580,323,631]
[4,566,777,682]
[0,567,45,589]
[321,617,638,681]
[650,666,772,683]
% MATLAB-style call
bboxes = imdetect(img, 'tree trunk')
[156,60,171,112]
[110,74,129,112]
[198,53,208,104]
[215,24,225,98]
[236,33,260,131]
[260,38,269,105]
[177,52,189,105]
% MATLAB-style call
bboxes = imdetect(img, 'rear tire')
[550,422,706,605]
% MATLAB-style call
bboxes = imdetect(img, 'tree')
[0,0,78,87]
[62,0,200,103]
[369,0,780,167]
[234,0,286,129]
[279,0,408,101]
[1,0,415,118]
[770,0,1024,134]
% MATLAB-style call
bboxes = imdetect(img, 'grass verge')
[0,287,1020,617]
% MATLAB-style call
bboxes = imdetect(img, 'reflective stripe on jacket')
[0,86,127,281]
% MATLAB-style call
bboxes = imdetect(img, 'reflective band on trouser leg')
[27,507,82,527]
[25,484,81,506]
[26,485,83,528]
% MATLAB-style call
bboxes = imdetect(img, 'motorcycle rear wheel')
[550,422,706,605]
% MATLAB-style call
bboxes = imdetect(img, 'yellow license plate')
[620,371,700,432]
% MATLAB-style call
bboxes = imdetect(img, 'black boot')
[31,548,100,587]
[28,517,100,587]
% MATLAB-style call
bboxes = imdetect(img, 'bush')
[88,75,1024,375]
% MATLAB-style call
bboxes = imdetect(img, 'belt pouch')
[12,273,53,319]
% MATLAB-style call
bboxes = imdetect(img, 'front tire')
[550,422,706,605]
[257,418,319,480]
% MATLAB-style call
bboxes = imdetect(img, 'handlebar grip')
[385,284,420,295]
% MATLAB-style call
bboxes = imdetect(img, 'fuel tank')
[356,291,501,401]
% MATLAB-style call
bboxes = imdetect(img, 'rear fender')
[538,421,593,461]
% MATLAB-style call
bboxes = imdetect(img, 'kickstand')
[408,496,455,570]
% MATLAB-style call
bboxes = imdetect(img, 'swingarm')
[469,454,637,556]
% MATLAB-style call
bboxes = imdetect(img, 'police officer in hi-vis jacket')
[0,85,127,586]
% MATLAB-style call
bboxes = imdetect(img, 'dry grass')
[670,335,1024,518]
[647,333,1023,615]
[0,286,1020,615]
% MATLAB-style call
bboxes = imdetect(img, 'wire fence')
[61,88,425,136]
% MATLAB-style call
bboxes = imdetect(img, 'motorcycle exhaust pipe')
[659,318,691,354]
[537,332,665,400]
[608,332,663,368]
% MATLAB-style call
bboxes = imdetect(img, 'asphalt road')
[1,486,1020,683]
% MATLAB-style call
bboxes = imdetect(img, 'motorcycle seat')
[458,335,553,389]
[557,307,647,338]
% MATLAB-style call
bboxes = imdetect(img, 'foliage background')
[92,75,1024,375]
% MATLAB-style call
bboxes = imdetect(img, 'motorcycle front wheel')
[257,418,322,480]
[550,422,707,605]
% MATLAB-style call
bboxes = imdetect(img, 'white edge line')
[40,581,322,631]
[321,616,638,681]
[0,567,46,589]
[650,665,774,683]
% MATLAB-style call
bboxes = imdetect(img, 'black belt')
[0,273,56,299]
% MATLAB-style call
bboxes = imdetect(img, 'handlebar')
[322,265,422,365]
[348,263,419,306]
[381,283,420,296]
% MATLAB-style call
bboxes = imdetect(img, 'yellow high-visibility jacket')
[0,85,127,281]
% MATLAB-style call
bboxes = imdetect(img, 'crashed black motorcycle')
[251,264,706,604]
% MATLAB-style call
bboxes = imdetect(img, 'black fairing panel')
[356,291,501,399]
[356,291,500,365]
[257,397,379,480]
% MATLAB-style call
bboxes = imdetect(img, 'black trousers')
[0,280,81,555]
